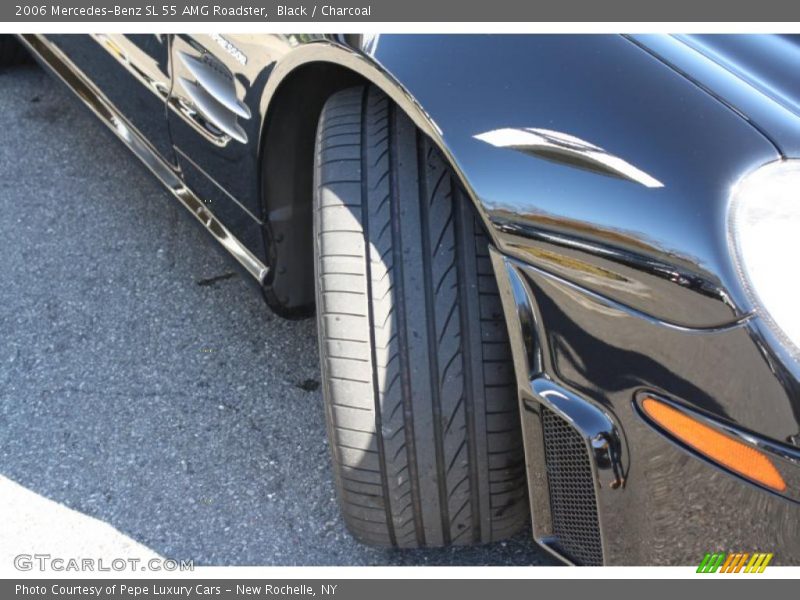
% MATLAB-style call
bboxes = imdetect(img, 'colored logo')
[697,552,773,573]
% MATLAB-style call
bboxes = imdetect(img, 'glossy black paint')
[634,34,800,157]
[28,33,800,564]
[48,34,176,163]
[494,253,800,564]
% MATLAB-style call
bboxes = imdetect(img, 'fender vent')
[541,406,603,566]
[178,51,250,144]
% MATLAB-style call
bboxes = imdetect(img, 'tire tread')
[314,85,527,548]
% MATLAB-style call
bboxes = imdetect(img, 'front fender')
[342,34,781,329]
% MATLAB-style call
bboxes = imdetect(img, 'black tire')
[0,36,29,67]
[313,85,528,548]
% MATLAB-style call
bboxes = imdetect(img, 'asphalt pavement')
[0,64,554,566]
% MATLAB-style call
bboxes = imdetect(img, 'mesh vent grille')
[541,406,603,566]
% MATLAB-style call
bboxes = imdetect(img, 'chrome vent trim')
[179,51,251,119]
[178,51,250,144]
[541,406,604,566]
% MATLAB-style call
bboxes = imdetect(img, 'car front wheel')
[312,85,529,548]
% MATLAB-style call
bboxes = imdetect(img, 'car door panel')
[167,34,280,221]
[46,34,175,166]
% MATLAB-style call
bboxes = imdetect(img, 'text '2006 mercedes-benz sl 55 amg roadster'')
[6,33,800,565]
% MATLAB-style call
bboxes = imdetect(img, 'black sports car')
[7,33,800,566]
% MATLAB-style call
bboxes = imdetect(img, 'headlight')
[730,160,800,360]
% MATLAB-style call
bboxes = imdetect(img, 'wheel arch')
[256,41,485,317]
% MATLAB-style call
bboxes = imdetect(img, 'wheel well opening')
[259,62,364,318]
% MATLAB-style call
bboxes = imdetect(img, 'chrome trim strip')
[490,246,575,565]
[20,34,269,285]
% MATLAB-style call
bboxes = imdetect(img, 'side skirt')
[18,34,269,285]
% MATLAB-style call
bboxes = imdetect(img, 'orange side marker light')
[642,397,786,493]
